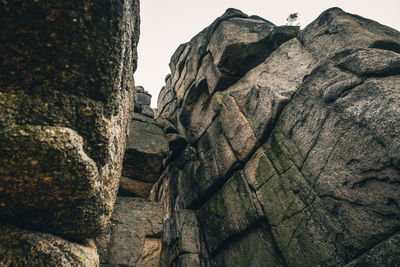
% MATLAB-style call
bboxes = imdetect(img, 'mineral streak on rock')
[154,7,400,267]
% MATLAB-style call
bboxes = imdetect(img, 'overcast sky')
[135,0,400,107]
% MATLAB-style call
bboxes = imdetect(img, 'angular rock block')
[161,209,201,266]
[155,7,400,267]
[0,0,140,240]
[197,171,259,253]
[123,118,169,183]
[119,176,153,198]
[136,91,152,107]
[95,197,163,266]
[213,224,284,267]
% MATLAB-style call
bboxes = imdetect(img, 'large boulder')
[0,0,140,241]
[154,7,400,266]
[0,223,99,266]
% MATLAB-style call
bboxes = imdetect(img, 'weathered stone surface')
[208,17,297,79]
[132,112,158,124]
[0,223,99,266]
[140,105,155,118]
[299,7,400,63]
[161,209,201,266]
[155,7,400,267]
[213,224,284,267]
[268,53,400,264]
[156,80,176,119]
[95,197,163,266]
[0,0,139,240]
[345,232,400,267]
[136,86,145,92]
[174,254,201,267]
[140,237,163,267]
[119,176,153,198]
[136,91,152,107]
[166,133,188,158]
[175,12,298,144]
[226,37,316,141]
[156,117,178,134]
[123,118,169,183]
[176,44,314,206]
[197,171,259,253]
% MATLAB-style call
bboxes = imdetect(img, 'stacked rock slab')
[0,0,139,265]
[154,8,400,266]
[120,86,169,198]
[95,197,164,266]
[96,87,171,266]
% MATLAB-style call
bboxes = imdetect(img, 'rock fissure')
[2,4,400,267]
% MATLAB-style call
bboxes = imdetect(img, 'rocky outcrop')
[0,0,139,265]
[2,3,400,266]
[135,86,154,117]
[96,88,170,266]
[154,7,400,266]
[95,197,163,266]
[0,223,99,266]
[120,87,170,198]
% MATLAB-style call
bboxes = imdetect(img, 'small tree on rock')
[286,12,300,26]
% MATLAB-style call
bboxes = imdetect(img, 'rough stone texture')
[0,223,99,266]
[136,91,152,107]
[119,88,171,199]
[119,176,153,198]
[197,171,259,253]
[161,209,201,266]
[120,111,169,199]
[153,7,400,267]
[123,118,169,183]
[156,8,298,121]
[95,197,163,267]
[213,224,284,267]
[345,232,400,267]
[0,0,139,240]
[141,105,155,118]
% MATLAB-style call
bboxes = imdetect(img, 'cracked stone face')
[154,7,400,267]
[0,0,140,241]
[95,197,163,266]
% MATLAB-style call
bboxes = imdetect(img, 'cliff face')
[1,3,400,266]
[0,0,140,265]
[155,7,400,266]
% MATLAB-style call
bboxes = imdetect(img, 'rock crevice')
[1,4,400,267]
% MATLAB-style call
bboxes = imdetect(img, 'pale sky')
[135,0,400,107]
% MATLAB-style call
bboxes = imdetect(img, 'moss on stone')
[267,133,291,173]
[255,154,276,188]
[197,171,259,253]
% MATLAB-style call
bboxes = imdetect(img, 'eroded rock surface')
[120,87,169,198]
[95,197,163,267]
[153,7,400,266]
[0,0,139,265]
[0,223,99,266]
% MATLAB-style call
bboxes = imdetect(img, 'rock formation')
[0,0,140,265]
[1,3,400,266]
[95,197,163,266]
[120,86,169,198]
[155,7,400,266]
[95,88,168,266]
